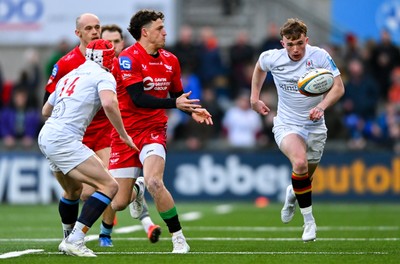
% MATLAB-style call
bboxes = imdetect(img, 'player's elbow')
[101,98,116,112]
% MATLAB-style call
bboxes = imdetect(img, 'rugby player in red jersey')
[95,24,161,247]
[108,9,213,253]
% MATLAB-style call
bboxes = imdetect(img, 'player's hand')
[309,106,324,122]
[191,108,213,125]
[176,91,202,112]
[120,135,139,151]
[251,100,270,116]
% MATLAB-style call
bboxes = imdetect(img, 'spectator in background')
[258,22,282,87]
[1,86,41,149]
[180,87,224,150]
[343,33,362,63]
[16,49,42,109]
[198,27,228,99]
[45,39,70,77]
[370,29,400,99]
[342,58,380,149]
[228,30,256,99]
[169,25,201,76]
[388,66,400,104]
[223,90,262,148]
[0,63,3,109]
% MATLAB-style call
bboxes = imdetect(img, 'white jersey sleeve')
[258,44,340,130]
[44,60,116,139]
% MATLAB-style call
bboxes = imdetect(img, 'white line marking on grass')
[180,212,202,221]
[0,249,44,259]
[215,204,233,214]
[41,251,388,255]
[1,237,399,242]
[184,226,400,232]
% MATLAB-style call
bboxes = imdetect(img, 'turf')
[0,202,399,263]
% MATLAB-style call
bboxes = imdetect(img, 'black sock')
[59,197,79,224]
[77,192,111,228]
[291,171,312,208]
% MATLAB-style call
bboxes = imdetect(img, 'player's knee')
[292,159,308,173]
[146,176,164,195]
[111,195,130,211]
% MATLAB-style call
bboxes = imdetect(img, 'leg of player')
[55,170,82,239]
[141,144,190,253]
[129,176,161,243]
[279,134,316,242]
[59,155,118,257]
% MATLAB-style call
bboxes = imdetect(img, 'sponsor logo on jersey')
[143,76,155,90]
[51,64,58,77]
[143,76,170,91]
[275,66,285,71]
[142,64,147,70]
[149,62,162,65]
[150,133,159,140]
[119,57,132,70]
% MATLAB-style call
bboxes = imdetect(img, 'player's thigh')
[68,155,115,189]
[95,147,111,168]
[54,170,82,199]
[141,143,166,182]
[280,133,308,162]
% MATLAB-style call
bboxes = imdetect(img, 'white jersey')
[258,44,340,129]
[45,60,116,140]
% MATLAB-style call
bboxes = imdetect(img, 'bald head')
[76,13,100,30]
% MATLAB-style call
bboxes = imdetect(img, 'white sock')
[141,216,154,233]
[62,223,74,239]
[67,222,88,243]
[300,206,315,223]
[172,229,183,238]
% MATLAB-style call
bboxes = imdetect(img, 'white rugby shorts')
[38,128,94,174]
[272,121,327,163]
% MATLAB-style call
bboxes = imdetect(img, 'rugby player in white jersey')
[38,39,137,257]
[250,18,345,241]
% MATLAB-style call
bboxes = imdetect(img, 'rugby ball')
[297,68,334,96]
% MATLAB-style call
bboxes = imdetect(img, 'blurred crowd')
[1,23,400,153]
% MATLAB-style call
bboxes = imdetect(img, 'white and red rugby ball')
[297,68,334,96]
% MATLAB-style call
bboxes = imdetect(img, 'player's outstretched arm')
[191,108,213,125]
[99,90,138,151]
[175,91,202,112]
[250,61,270,116]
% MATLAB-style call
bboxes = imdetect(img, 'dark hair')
[280,18,308,40]
[127,9,164,40]
[101,24,124,40]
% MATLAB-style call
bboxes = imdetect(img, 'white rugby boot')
[302,221,317,242]
[281,185,297,224]
[129,177,145,219]
[172,233,190,253]
[58,238,96,257]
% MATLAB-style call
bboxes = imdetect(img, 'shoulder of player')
[259,48,285,64]
[306,44,330,56]
[56,47,85,70]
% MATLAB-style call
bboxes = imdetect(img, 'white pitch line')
[34,250,390,255]
[0,249,44,259]
[183,226,400,232]
[215,204,233,214]
[1,237,399,242]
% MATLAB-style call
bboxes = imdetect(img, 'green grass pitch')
[0,202,399,263]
